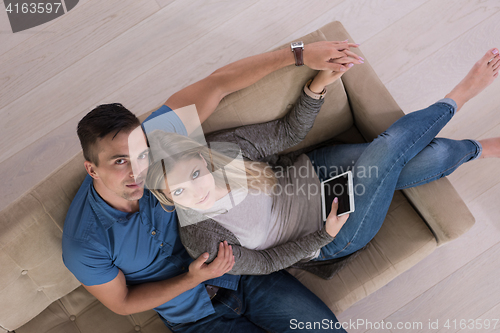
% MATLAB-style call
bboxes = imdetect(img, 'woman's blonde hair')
[146,130,277,212]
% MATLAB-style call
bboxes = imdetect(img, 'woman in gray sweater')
[146,48,500,278]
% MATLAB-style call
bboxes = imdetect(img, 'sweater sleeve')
[205,90,324,161]
[179,219,335,275]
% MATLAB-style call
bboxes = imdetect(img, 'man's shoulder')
[63,174,98,242]
[144,104,173,123]
[142,104,188,136]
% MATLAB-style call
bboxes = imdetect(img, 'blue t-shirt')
[62,105,239,323]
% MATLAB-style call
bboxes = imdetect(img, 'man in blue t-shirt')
[62,40,361,332]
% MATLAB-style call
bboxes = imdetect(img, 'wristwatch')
[291,41,304,66]
[304,79,327,100]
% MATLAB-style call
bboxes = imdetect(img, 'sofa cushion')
[15,286,171,333]
[0,155,86,331]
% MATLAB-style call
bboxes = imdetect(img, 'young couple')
[62,37,500,332]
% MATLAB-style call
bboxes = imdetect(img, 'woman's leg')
[308,99,458,260]
[309,48,499,260]
[394,137,481,189]
[308,136,481,191]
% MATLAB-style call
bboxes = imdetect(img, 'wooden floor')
[1,0,499,331]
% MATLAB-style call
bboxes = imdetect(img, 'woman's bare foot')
[445,48,500,112]
[477,137,500,159]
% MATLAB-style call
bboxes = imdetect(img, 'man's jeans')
[306,99,482,260]
[161,270,347,332]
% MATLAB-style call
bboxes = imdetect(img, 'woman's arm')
[179,219,334,275]
[205,68,353,161]
[205,89,324,161]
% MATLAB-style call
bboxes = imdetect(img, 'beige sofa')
[0,21,475,333]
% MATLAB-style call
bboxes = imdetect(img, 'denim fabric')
[161,270,347,333]
[306,100,482,260]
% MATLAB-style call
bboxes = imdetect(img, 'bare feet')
[477,137,500,159]
[445,48,500,112]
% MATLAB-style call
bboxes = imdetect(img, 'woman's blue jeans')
[161,270,347,333]
[306,99,482,260]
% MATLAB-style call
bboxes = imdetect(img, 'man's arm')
[166,41,362,133]
[83,269,196,316]
[82,242,234,316]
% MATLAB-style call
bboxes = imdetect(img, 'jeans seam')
[469,139,483,160]
[249,319,278,333]
[436,101,456,116]
[345,108,452,251]
[396,152,475,189]
[328,241,352,256]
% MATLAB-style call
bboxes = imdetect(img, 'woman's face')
[162,155,217,209]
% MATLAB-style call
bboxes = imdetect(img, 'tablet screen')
[323,172,351,219]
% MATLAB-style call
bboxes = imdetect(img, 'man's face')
[90,126,149,203]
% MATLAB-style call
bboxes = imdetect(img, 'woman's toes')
[492,57,500,71]
[487,48,499,60]
[488,54,500,67]
[478,49,498,67]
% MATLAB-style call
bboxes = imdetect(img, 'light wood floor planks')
[0,0,262,165]
[364,0,500,84]
[267,0,431,50]
[0,0,92,57]
[383,242,500,333]
[1,0,500,329]
[0,0,161,109]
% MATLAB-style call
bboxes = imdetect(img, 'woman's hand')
[187,241,235,283]
[324,197,349,238]
[308,61,356,94]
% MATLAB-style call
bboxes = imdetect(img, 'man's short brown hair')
[77,103,140,166]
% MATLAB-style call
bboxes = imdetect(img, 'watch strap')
[293,47,304,66]
[304,79,326,100]
[291,41,304,66]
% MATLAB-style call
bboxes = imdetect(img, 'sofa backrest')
[0,29,353,331]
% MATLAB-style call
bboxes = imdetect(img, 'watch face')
[291,41,304,48]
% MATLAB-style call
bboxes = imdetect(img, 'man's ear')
[84,161,99,180]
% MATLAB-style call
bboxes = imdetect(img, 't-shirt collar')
[88,184,148,230]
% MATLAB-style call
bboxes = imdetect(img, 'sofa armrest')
[319,21,404,142]
[402,179,475,246]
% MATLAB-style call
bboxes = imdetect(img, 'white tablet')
[321,170,355,221]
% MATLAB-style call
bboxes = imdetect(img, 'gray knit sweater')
[178,89,364,279]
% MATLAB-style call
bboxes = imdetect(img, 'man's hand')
[304,40,363,72]
[325,197,350,238]
[187,241,235,283]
